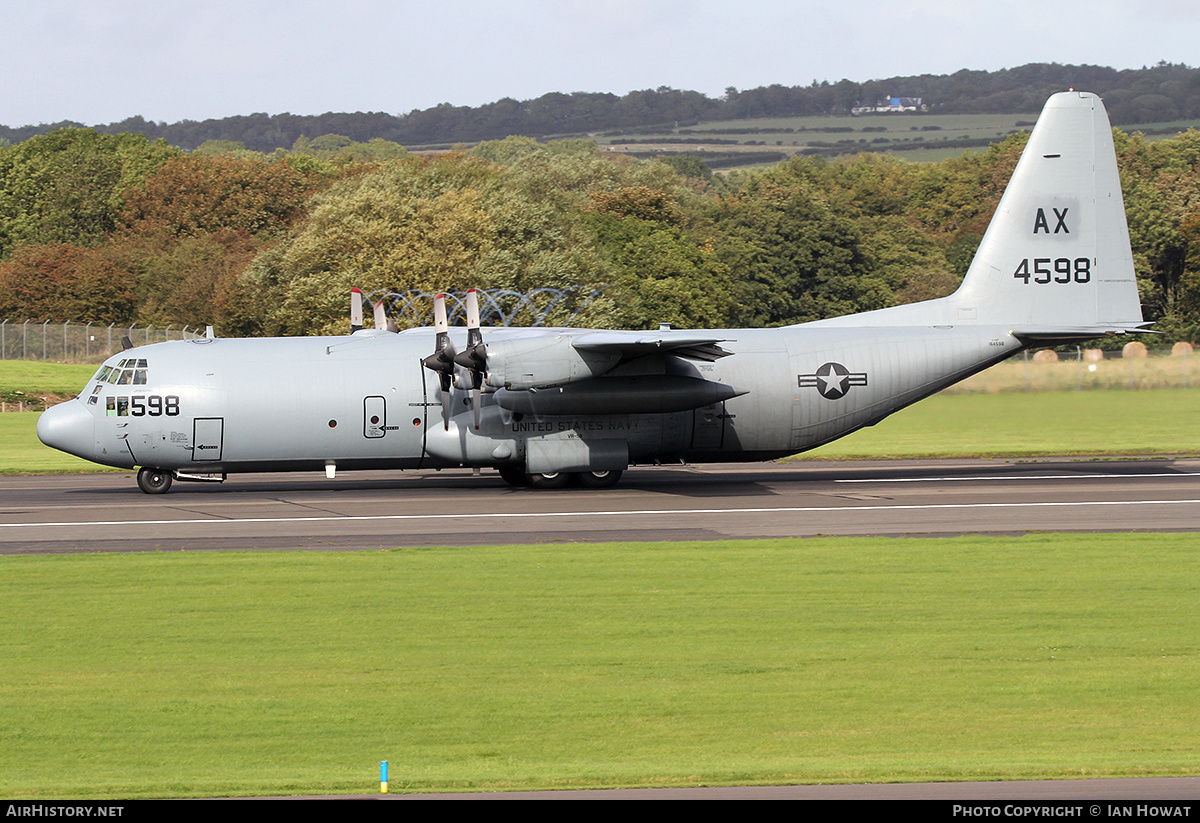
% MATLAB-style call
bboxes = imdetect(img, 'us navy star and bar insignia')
[798,362,868,400]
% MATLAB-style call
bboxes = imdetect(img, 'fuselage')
[37,322,1021,477]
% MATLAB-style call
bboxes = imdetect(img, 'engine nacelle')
[483,334,620,391]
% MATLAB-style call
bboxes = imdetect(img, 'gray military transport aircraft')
[38,91,1149,493]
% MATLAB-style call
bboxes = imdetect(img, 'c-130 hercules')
[39,91,1148,493]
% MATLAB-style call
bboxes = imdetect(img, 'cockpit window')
[100,360,149,384]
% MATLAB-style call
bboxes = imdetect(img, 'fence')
[2,289,606,364]
[1,320,203,364]
[370,286,606,328]
[947,345,1195,393]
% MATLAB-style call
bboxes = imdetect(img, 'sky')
[3,0,1199,127]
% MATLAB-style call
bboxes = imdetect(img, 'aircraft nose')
[37,400,96,460]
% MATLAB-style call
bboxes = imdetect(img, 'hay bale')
[1083,349,1104,362]
[1031,349,1059,363]
[1122,341,1148,358]
[1171,341,1194,356]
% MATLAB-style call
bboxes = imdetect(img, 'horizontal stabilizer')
[1010,323,1156,343]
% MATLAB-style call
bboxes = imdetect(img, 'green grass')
[0,361,120,473]
[593,112,1200,162]
[2,534,1199,798]
[804,389,1200,460]
[0,360,96,398]
[0,412,126,474]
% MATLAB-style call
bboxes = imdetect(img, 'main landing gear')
[136,467,173,494]
[498,469,623,489]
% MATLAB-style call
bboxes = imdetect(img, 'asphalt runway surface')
[3,457,1200,554]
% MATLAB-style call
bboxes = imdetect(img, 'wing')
[570,331,734,363]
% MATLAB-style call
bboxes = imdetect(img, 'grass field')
[594,111,1200,163]
[3,534,1199,798]
[802,389,1200,460]
[0,360,96,411]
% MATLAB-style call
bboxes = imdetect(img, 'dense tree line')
[3,63,1199,154]
[2,124,1200,346]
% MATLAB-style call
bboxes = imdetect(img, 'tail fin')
[954,90,1144,334]
[812,90,1147,336]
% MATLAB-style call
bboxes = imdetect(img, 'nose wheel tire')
[137,467,173,494]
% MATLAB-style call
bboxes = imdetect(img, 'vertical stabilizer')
[809,91,1145,334]
[952,90,1142,329]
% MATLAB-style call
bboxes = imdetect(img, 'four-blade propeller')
[352,290,491,431]
[420,293,460,430]
[452,289,487,430]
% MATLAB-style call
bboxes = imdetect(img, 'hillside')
[2,62,1198,153]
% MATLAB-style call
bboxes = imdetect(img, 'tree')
[0,242,136,323]
[713,158,885,325]
[235,153,603,335]
[0,128,178,258]
[120,154,321,239]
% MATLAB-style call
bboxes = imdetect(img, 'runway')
[3,457,1199,554]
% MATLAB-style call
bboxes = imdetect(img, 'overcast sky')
[3,0,1199,127]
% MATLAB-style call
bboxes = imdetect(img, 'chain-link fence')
[1,320,204,364]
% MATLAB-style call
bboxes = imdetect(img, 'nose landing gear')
[136,467,173,494]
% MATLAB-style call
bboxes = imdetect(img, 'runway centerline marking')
[4,499,1200,530]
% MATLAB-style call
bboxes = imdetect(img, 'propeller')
[373,298,399,333]
[421,293,457,429]
[350,288,364,334]
[453,288,487,430]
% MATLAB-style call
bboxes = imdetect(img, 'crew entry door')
[364,396,386,438]
[192,418,224,461]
